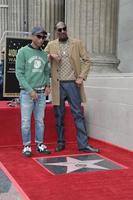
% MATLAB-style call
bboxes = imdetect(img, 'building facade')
[1,0,133,73]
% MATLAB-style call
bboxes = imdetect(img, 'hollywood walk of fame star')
[45,157,109,173]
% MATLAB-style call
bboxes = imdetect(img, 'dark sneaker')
[23,146,32,157]
[55,143,65,152]
[37,143,51,154]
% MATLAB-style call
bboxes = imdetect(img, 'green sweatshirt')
[15,45,50,93]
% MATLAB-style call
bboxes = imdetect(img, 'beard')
[59,36,68,42]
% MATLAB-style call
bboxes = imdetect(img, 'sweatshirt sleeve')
[15,48,33,93]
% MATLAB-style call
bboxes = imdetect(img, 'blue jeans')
[54,81,88,149]
[20,90,46,146]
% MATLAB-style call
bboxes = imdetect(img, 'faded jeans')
[20,90,46,146]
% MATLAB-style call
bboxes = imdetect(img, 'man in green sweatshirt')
[16,26,51,157]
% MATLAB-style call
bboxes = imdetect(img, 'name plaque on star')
[3,37,48,97]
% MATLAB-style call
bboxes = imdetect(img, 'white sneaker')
[37,143,51,154]
[22,146,32,157]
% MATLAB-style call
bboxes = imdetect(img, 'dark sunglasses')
[36,35,46,40]
[57,27,67,32]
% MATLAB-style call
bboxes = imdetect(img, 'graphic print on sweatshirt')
[28,56,46,73]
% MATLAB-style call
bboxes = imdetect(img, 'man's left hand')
[75,77,84,86]
[44,86,51,96]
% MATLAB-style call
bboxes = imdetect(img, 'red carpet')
[0,142,133,200]
[0,101,76,146]
[0,101,133,200]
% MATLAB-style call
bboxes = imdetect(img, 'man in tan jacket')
[45,21,99,153]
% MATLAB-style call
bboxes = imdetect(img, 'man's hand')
[48,53,61,63]
[44,86,51,96]
[75,77,84,87]
[30,90,38,100]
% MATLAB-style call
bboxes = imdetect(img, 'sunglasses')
[35,35,46,40]
[57,27,67,32]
